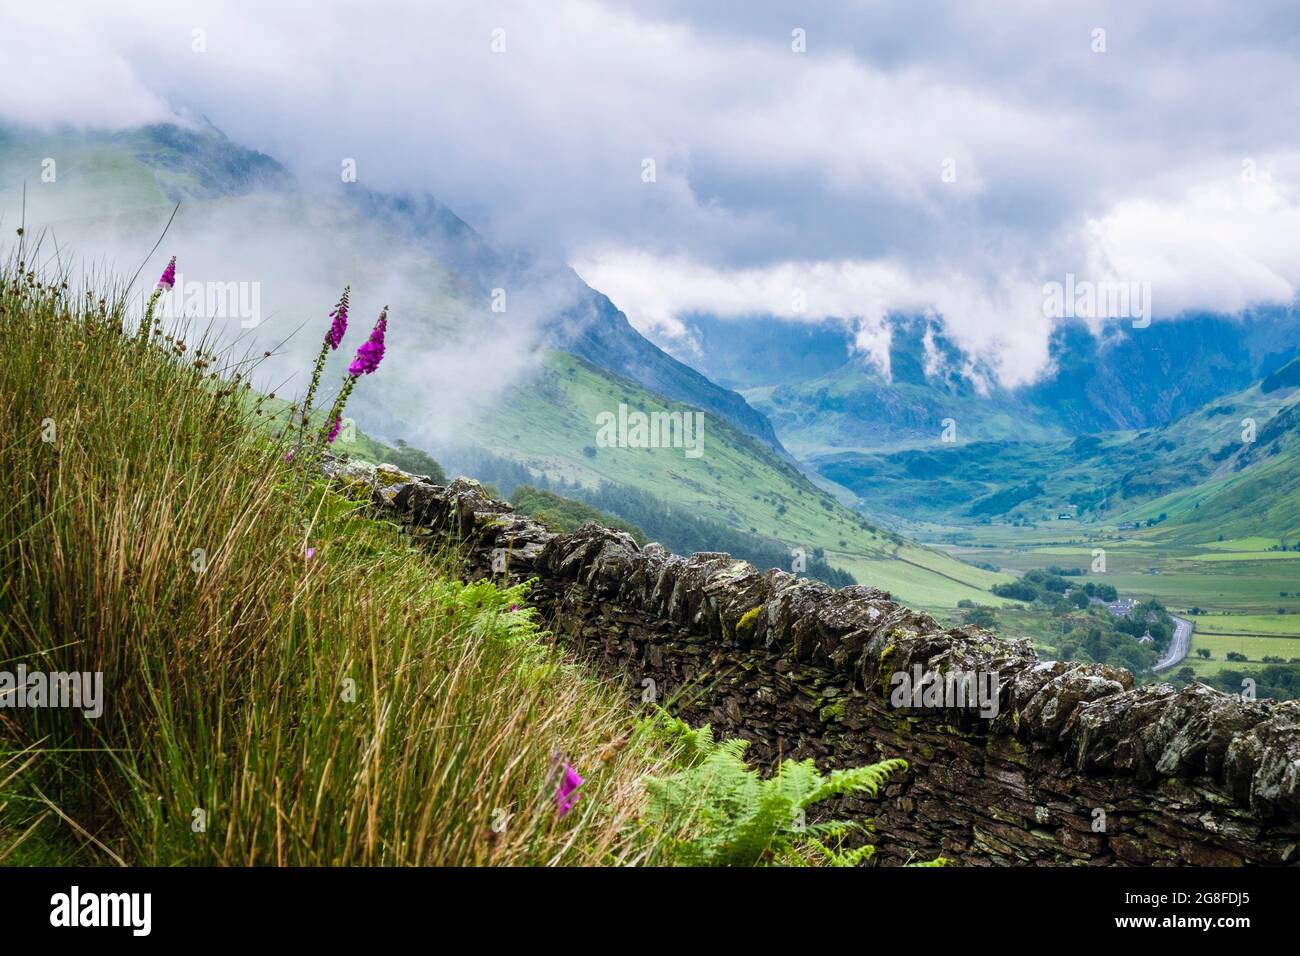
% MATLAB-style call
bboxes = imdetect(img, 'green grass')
[1198,536,1283,552]
[1188,633,1300,664]
[1179,657,1272,679]
[467,352,1011,610]
[505,485,645,542]
[1190,614,1300,636]
[0,253,700,866]
[1187,551,1300,562]
[833,548,1014,611]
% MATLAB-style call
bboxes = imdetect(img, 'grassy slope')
[468,352,1012,610]
[0,257,692,866]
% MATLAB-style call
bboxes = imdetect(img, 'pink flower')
[347,308,387,376]
[285,449,295,462]
[555,763,584,817]
[324,289,349,350]
[157,256,176,291]
[305,547,316,561]
[326,417,342,443]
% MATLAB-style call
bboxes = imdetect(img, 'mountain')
[1024,315,1300,433]
[1110,358,1300,545]
[0,121,780,452]
[745,317,1066,456]
[350,188,782,448]
[663,311,1300,457]
[0,120,1009,610]
[814,356,1300,531]
[441,350,1012,608]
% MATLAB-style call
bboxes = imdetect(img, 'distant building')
[1105,598,1138,618]
[1138,630,1154,645]
[1057,513,1074,520]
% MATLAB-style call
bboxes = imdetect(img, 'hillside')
[0,254,686,865]
[815,359,1300,529]
[450,350,1012,608]
[0,121,780,450]
[0,120,1012,611]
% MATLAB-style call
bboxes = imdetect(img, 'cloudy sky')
[4,0,1300,385]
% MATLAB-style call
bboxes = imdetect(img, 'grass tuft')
[0,253,686,865]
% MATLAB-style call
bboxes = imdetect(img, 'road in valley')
[1153,614,1194,672]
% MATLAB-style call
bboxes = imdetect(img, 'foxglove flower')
[157,256,176,291]
[326,417,342,443]
[297,286,351,460]
[348,308,387,376]
[555,764,584,817]
[140,255,176,339]
[324,288,350,350]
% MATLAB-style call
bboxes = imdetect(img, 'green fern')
[640,712,909,866]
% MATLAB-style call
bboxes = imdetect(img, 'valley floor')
[929,522,1300,687]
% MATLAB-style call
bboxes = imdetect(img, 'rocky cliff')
[322,455,1300,866]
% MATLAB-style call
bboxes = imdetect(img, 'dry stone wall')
[324,456,1300,866]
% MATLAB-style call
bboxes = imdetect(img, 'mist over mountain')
[660,309,1300,454]
[0,121,782,454]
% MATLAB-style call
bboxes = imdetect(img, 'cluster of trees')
[438,447,538,497]
[991,569,1118,607]
[384,439,448,483]
[1196,665,1300,701]
[964,588,1172,675]
[1045,564,1085,577]
[1057,620,1161,674]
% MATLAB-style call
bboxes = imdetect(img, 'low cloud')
[3,0,1299,391]
[0,178,550,450]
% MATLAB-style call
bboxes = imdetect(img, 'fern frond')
[638,722,908,867]
[804,757,908,806]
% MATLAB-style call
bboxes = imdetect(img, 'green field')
[832,548,1014,610]
[1180,657,1276,680]
[1188,551,1300,562]
[1187,632,1300,664]
[1191,613,1300,636]
[1199,536,1283,551]
[928,516,1300,663]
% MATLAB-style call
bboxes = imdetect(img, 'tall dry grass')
[0,249,684,865]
